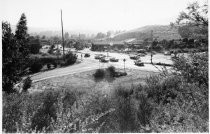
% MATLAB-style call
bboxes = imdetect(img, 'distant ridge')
[10,25,99,37]
[112,25,181,41]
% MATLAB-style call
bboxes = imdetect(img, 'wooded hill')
[112,25,181,41]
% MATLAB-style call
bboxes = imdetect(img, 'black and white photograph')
[1,0,208,133]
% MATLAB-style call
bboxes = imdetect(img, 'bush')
[29,59,43,73]
[145,75,179,104]
[29,54,59,69]
[106,66,116,77]
[52,62,57,68]
[31,90,58,131]
[3,93,26,132]
[47,63,51,69]
[22,77,32,92]
[116,95,136,132]
[93,69,105,80]
[63,52,77,66]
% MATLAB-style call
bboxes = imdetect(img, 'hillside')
[112,25,181,41]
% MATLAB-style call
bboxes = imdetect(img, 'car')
[129,54,140,60]
[100,57,109,62]
[164,51,171,55]
[95,54,105,59]
[171,54,178,59]
[84,53,90,57]
[110,57,119,62]
[134,60,144,66]
[137,49,146,53]
[137,53,146,57]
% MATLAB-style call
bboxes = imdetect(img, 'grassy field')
[29,68,158,94]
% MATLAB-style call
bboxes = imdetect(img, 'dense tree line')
[2,13,30,93]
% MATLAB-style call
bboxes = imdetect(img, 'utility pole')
[123,58,126,73]
[61,10,65,58]
[150,30,153,64]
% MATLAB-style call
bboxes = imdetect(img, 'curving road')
[31,49,173,83]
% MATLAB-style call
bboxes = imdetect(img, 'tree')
[64,32,69,40]
[2,22,20,93]
[106,31,112,37]
[95,32,106,39]
[48,44,55,54]
[2,13,30,93]
[15,13,30,73]
[29,36,41,54]
[176,2,208,40]
[176,2,208,27]
[42,35,46,39]
[178,25,192,39]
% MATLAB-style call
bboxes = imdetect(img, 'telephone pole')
[61,10,65,58]
[150,30,153,64]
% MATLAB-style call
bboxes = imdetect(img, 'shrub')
[145,75,180,104]
[173,52,208,87]
[136,92,153,126]
[29,54,59,69]
[63,52,77,66]
[47,63,51,69]
[52,62,57,68]
[93,69,105,80]
[59,61,66,67]
[113,87,138,132]
[31,90,58,131]
[22,77,32,92]
[3,93,26,132]
[106,66,116,77]
[29,59,43,73]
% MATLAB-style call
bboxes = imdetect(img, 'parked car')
[137,53,146,57]
[84,53,90,57]
[137,49,146,54]
[115,72,127,77]
[129,54,140,60]
[134,60,144,66]
[95,54,105,59]
[110,57,119,62]
[100,57,109,62]
[171,54,178,59]
[164,51,171,55]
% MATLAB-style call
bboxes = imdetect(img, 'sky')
[1,0,206,33]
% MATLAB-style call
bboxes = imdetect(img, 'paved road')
[31,49,173,82]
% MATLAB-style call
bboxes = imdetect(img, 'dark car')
[84,53,90,57]
[95,54,105,59]
[110,57,119,62]
[137,53,146,57]
[100,57,109,62]
[137,49,146,54]
[134,60,144,66]
[164,51,171,55]
[130,54,140,60]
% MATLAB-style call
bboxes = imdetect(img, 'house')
[110,41,127,51]
[127,40,145,49]
[40,39,51,46]
[91,42,110,51]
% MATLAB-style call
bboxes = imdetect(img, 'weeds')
[3,53,208,133]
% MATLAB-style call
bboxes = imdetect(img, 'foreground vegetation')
[2,1,208,133]
[3,52,208,133]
